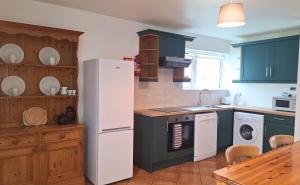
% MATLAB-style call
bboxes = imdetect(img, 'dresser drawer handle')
[41,145,47,151]
[11,139,20,145]
[59,133,66,139]
[32,146,40,152]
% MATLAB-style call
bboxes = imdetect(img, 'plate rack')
[0,20,83,128]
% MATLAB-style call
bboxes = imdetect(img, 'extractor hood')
[159,56,192,68]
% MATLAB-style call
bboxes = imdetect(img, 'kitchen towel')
[173,123,183,149]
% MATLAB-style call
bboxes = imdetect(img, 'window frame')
[183,49,225,90]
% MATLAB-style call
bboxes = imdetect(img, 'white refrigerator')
[83,58,134,185]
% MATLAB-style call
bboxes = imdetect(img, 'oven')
[167,114,194,152]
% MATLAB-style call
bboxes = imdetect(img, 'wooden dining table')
[213,142,300,185]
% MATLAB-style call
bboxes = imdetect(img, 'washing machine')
[233,112,264,153]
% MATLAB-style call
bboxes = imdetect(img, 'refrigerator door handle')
[102,127,132,133]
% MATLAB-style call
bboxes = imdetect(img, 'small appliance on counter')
[272,96,296,112]
[221,96,232,105]
[233,92,242,105]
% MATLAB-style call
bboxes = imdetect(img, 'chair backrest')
[225,145,260,165]
[269,135,294,149]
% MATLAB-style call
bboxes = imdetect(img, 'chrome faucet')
[198,89,212,105]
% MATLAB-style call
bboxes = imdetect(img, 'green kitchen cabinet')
[134,114,193,172]
[269,38,299,82]
[241,43,270,81]
[263,114,295,153]
[217,110,234,152]
[233,36,299,83]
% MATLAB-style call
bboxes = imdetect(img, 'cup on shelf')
[11,87,19,96]
[49,57,56,66]
[50,87,57,96]
[60,87,68,95]
[67,90,73,96]
[72,90,76,95]
[9,54,17,64]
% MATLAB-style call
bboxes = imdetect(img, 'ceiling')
[35,0,300,41]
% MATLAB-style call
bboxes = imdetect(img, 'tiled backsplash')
[134,68,229,110]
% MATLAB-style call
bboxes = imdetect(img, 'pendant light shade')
[217,3,246,27]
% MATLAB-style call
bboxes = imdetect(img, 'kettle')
[55,106,76,124]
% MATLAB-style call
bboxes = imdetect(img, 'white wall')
[0,0,231,120]
[134,68,230,110]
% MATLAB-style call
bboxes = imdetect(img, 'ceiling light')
[217,2,246,28]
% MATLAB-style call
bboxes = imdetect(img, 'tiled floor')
[86,153,227,185]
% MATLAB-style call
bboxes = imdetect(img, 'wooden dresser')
[0,124,85,185]
[0,20,85,185]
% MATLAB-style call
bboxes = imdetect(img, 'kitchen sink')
[182,105,221,111]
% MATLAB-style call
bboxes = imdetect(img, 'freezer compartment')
[98,129,133,185]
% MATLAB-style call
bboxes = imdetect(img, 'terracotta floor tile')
[200,174,217,185]
[111,179,130,185]
[127,181,151,185]
[151,171,178,183]
[87,153,226,185]
[152,180,177,185]
[178,172,202,184]
[178,162,200,174]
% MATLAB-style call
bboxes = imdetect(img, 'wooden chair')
[269,135,294,149]
[225,145,260,165]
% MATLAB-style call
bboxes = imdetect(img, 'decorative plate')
[39,47,60,65]
[0,43,24,64]
[23,107,47,126]
[1,76,26,96]
[39,76,60,95]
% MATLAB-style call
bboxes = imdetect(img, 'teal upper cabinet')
[270,38,299,82]
[233,36,299,83]
[241,43,269,81]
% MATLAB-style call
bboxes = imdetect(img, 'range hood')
[159,56,192,68]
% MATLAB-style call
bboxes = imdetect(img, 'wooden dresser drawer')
[0,134,38,150]
[42,129,82,143]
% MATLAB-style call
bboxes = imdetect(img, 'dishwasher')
[194,112,218,162]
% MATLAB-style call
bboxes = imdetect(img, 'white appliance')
[194,112,218,161]
[233,112,264,154]
[272,96,296,112]
[83,58,134,185]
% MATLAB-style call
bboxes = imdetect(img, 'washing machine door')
[238,122,257,144]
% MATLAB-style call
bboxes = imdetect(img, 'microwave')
[272,96,296,112]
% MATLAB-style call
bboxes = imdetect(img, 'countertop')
[213,141,300,185]
[134,105,295,117]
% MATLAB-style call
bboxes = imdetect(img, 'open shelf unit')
[0,20,83,129]
[139,35,159,82]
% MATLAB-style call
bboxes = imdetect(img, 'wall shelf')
[0,63,77,69]
[0,95,78,99]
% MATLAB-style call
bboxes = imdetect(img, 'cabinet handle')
[41,145,47,151]
[32,146,40,152]
[59,133,66,139]
[11,139,20,145]
[265,67,269,77]
[273,117,285,121]
[269,67,272,77]
[166,121,169,133]
[264,125,267,137]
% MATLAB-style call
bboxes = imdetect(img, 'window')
[183,50,224,90]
